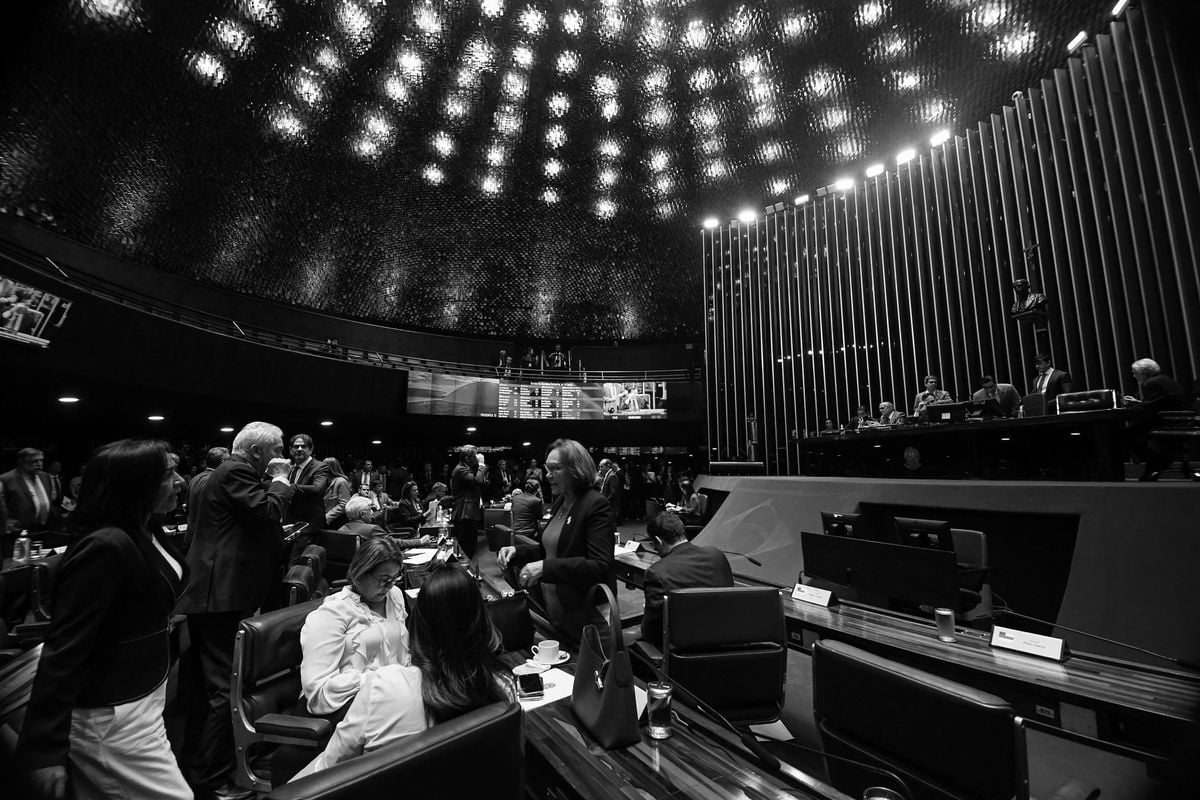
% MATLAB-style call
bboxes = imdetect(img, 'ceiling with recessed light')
[0,0,1114,341]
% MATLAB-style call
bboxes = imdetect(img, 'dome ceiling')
[1,0,1113,340]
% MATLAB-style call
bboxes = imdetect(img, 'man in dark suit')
[637,511,734,650]
[184,446,230,553]
[972,374,1021,417]
[177,421,293,799]
[1,448,55,557]
[450,445,488,562]
[352,459,380,492]
[1032,353,1074,404]
[597,458,621,525]
[285,433,330,559]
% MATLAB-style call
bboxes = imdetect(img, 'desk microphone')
[994,599,1199,672]
[720,549,763,567]
[628,647,913,800]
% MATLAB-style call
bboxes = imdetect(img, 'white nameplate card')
[614,540,640,555]
[791,583,836,607]
[990,625,1069,662]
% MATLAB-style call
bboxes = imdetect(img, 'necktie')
[289,465,299,483]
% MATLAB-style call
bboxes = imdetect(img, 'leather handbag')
[485,590,534,653]
[570,583,640,749]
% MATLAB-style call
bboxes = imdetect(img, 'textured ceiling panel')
[0,0,1113,340]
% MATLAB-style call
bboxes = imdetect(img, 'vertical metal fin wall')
[703,6,1200,474]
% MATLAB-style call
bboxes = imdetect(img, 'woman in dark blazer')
[449,446,488,561]
[497,439,614,649]
[18,440,190,800]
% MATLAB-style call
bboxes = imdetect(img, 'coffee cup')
[531,640,560,663]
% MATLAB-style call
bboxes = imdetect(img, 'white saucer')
[525,652,569,669]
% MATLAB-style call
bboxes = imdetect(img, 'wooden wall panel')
[703,8,1200,473]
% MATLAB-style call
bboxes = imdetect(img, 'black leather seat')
[813,638,1017,800]
[231,599,329,793]
[647,586,787,726]
[265,700,523,800]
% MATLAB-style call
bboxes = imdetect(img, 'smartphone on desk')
[517,672,544,700]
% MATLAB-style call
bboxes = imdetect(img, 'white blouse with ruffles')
[299,585,410,715]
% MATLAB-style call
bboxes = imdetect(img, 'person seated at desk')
[912,375,953,417]
[387,480,427,530]
[877,401,903,425]
[665,478,701,522]
[292,565,511,779]
[422,482,451,524]
[340,497,427,548]
[510,478,545,538]
[972,374,1021,417]
[299,538,411,720]
[1124,357,1187,481]
[847,404,871,430]
[636,512,734,651]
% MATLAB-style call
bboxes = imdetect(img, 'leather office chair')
[813,638,1015,800]
[0,563,54,647]
[649,586,787,726]
[292,545,327,581]
[231,598,330,794]
[949,528,994,622]
[281,564,320,607]
[315,530,358,583]
[265,700,524,800]
[1056,390,1117,413]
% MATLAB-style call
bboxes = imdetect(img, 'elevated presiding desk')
[803,410,1127,481]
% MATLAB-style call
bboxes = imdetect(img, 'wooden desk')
[524,688,851,800]
[804,411,1128,481]
[613,549,1200,759]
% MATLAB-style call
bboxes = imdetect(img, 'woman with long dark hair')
[292,565,511,778]
[18,440,190,800]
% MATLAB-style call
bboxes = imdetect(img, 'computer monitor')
[925,401,970,424]
[800,531,961,612]
[966,398,1005,419]
[821,511,862,538]
[894,517,954,551]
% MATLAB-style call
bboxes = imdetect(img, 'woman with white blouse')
[299,537,410,718]
[292,564,511,779]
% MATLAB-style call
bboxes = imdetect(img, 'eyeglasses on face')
[368,573,400,587]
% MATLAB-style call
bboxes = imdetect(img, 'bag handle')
[582,582,624,655]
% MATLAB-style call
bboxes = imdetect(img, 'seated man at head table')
[632,512,734,662]
[877,401,903,425]
[972,374,1021,417]
[1124,357,1188,481]
[912,374,953,417]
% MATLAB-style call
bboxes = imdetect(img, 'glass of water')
[647,681,673,739]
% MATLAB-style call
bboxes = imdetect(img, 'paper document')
[402,548,438,565]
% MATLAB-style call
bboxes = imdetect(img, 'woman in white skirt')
[18,439,191,799]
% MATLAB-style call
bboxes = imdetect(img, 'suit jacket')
[0,468,55,530]
[177,455,294,614]
[352,470,380,490]
[1034,368,1073,402]
[19,525,188,769]
[510,491,544,534]
[640,542,734,649]
[514,488,614,645]
[1129,373,1187,426]
[972,383,1021,416]
[287,457,331,535]
[185,468,216,551]
[450,462,488,523]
